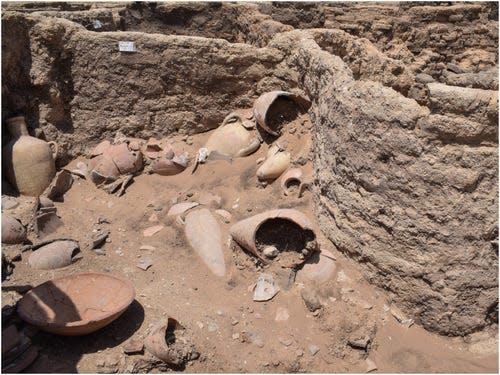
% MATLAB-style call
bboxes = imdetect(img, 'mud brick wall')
[270,29,498,336]
[2,11,296,163]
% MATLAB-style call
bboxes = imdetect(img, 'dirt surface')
[2,113,498,373]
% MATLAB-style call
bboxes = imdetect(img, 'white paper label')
[118,41,136,52]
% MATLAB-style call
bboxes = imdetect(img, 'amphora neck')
[5,116,29,138]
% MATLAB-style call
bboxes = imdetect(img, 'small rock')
[348,337,371,351]
[1,196,19,210]
[308,344,320,356]
[214,209,232,223]
[241,331,265,348]
[262,246,279,259]
[186,192,194,197]
[275,307,290,322]
[208,323,219,332]
[94,249,106,256]
[140,245,156,251]
[123,338,144,354]
[232,333,240,340]
[142,225,164,237]
[136,258,153,271]
[148,213,159,222]
[301,288,322,312]
[231,320,239,326]
[278,337,292,347]
[295,349,304,358]
[289,127,297,134]
[366,358,377,373]
[362,302,373,310]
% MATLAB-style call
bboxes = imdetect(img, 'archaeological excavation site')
[1,1,498,373]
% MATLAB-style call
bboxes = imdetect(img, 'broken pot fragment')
[184,208,226,276]
[144,318,198,366]
[280,168,304,196]
[253,273,280,302]
[230,209,318,266]
[253,91,311,136]
[28,240,79,270]
[2,215,27,244]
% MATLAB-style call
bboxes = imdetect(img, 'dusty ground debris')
[0,1,498,373]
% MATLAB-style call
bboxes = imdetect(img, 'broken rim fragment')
[28,240,79,270]
[280,168,303,196]
[144,318,186,365]
[2,215,27,244]
[253,91,311,136]
[230,209,318,264]
[17,272,135,336]
[184,208,226,277]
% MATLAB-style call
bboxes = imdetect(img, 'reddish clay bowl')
[17,272,135,336]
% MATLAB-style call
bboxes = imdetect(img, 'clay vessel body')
[2,117,56,196]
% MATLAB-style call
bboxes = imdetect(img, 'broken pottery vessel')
[17,272,135,335]
[2,215,27,244]
[28,240,79,270]
[184,208,226,277]
[253,91,311,136]
[151,151,189,176]
[256,149,290,181]
[88,142,143,184]
[204,113,260,157]
[280,168,304,196]
[144,318,197,366]
[230,209,318,265]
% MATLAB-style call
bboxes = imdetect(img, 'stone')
[214,209,232,223]
[308,344,320,356]
[123,338,144,354]
[275,307,290,322]
[300,288,322,312]
[278,337,292,347]
[208,322,219,332]
[1,196,18,210]
[262,246,279,258]
[142,225,164,237]
[348,337,371,351]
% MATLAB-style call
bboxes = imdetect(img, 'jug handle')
[48,141,59,160]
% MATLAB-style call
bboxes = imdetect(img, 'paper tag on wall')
[118,41,136,52]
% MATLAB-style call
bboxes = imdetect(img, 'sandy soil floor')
[2,112,498,373]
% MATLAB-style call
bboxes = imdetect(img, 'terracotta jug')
[2,116,57,196]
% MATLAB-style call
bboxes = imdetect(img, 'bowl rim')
[17,272,136,329]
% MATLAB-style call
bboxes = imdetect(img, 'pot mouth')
[255,217,316,254]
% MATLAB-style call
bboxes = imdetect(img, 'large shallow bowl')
[17,272,135,336]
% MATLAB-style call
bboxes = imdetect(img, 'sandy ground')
[2,112,498,373]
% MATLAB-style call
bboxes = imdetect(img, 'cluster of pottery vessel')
[1,90,333,372]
